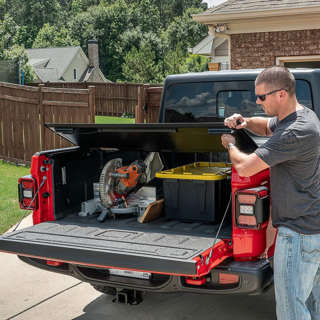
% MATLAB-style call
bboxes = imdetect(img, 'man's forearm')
[228,145,248,169]
[227,144,269,177]
[245,117,270,136]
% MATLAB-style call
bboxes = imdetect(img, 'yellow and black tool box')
[156,162,231,223]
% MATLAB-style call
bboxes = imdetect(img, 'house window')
[73,69,77,80]
[276,56,320,68]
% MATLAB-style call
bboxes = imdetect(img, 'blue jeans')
[274,226,320,320]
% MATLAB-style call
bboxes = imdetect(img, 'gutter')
[193,5,320,23]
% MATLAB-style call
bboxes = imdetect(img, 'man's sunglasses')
[256,88,287,101]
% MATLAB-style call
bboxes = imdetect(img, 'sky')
[202,0,227,8]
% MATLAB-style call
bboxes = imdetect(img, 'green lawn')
[95,116,135,124]
[0,162,30,234]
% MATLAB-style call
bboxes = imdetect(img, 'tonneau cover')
[46,123,258,153]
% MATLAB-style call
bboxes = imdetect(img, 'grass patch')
[95,116,135,124]
[0,162,30,234]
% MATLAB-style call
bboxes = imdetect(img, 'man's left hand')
[221,134,236,149]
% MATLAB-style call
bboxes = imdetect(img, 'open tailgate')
[0,218,232,277]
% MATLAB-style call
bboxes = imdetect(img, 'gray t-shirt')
[255,107,320,234]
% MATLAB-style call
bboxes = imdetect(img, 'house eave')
[193,6,320,24]
[193,8,320,35]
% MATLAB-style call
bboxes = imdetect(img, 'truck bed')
[0,215,231,276]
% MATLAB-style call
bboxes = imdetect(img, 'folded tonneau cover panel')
[0,217,231,276]
[46,123,258,153]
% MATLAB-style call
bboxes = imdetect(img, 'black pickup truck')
[0,69,319,305]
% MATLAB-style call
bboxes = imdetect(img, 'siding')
[64,50,88,82]
[231,29,320,69]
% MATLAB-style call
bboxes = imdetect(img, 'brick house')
[193,0,320,70]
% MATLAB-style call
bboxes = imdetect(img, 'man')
[221,66,320,320]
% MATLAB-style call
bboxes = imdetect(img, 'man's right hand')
[224,113,247,129]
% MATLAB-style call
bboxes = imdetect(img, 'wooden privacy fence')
[0,82,95,165]
[135,85,163,123]
[30,82,145,117]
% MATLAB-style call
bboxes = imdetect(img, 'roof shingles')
[26,47,82,82]
[206,0,320,14]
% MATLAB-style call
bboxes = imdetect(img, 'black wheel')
[92,284,117,296]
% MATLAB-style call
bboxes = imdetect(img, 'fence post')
[39,84,45,150]
[88,86,96,123]
[124,82,128,115]
[135,85,145,123]
[144,85,151,123]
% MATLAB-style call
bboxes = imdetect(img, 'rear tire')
[92,285,117,296]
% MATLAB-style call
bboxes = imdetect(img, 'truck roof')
[165,68,320,84]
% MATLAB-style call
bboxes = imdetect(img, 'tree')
[5,0,63,47]
[164,7,208,51]
[171,0,206,17]
[182,54,209,73]
[122,44,162,83]
[71,0,101,14]
[150,0,206,28]
[1,45,36,83]
[117,28,163,64]
[130,0,161,33]
[163,45,186,75]
[0,14,19,50]
[33,24,79,48]
[0,14,30,50]
[0,0,5,20]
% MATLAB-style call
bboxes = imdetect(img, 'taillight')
[18,175,38,210]
[238,194,256,204]
[236,186,269,228]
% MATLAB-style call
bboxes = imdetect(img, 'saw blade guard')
[99,158,123,207]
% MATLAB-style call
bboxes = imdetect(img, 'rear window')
[163,80,313,122]
[296,80,313,109]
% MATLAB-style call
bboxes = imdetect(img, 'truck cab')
[1,69,319,304]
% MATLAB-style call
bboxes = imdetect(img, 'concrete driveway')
[0,216,276,320]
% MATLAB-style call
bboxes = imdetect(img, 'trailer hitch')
[112,289,143,305]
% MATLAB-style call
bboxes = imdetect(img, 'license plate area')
[108,269,151,279]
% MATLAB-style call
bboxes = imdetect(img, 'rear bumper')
[207,259,274,295]
[19,256,273,295]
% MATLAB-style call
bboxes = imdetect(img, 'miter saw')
[96,152,163,222]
